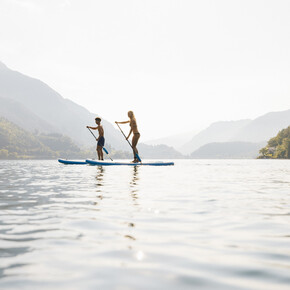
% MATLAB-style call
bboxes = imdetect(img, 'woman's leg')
[132,134,140,161]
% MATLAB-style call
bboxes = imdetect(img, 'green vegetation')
[258,126,290,159]
[0,117,55,159]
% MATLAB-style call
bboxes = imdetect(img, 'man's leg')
[97,146,101,160]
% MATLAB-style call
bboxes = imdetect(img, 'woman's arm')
[126,128,133,140]
[115,120,130,124]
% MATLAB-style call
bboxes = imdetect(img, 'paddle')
[87,127,113,161]
[115,122,142,163]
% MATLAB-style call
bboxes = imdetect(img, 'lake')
[0,159,289,289]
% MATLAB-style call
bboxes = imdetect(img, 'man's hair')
[95,117,101,122]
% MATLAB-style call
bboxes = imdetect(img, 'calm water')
[0,160,289,290]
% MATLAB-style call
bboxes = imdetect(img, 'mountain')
[181,109,290,155]
[0,61,126,150]
[231,109,290,142]
[0,96,57,134]
[190,141,265,159]
[180,120,251,155]
[138,144,184,159]
[144,130,197,150]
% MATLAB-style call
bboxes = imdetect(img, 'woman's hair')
[128,111,134,118]
[95,117,101,122]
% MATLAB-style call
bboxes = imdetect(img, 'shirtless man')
[87,117,105,160]
[116,111,140,163]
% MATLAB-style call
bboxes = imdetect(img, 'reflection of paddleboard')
[86,159,174,166]
[58,159,87,165]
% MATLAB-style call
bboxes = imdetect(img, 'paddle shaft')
[88,127,98,140]
[87,127,113,161]
[115,123,141,162]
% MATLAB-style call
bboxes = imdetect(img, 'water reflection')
[124,234,136,241]
[130,166,139,204]
[94,166,105,205]
[124,166,140,244]
[95,166,105,188]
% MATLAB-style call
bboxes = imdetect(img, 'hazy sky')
[1,0,290,140]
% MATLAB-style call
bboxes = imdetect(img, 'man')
[87,117,105,160]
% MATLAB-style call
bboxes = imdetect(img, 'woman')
[116,111,140,163]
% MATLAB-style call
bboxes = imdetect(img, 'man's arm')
[87,126,99,140]
[87,126,98,130]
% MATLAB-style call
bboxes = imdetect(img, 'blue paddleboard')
[58,159,87,165]
[85,159,174,166]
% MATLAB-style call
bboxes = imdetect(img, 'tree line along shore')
[258,126,290,159]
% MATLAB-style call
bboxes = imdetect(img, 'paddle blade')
[102,147,113,161]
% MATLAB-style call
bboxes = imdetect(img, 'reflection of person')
[115,111,140,163]
[131,166,139,187]
[130,166,139,204]
[95,166,105,205]
[96,166,105,187]
[124,166,139,242]
[87,117,104,160]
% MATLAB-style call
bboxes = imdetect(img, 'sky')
[0,0,290,141]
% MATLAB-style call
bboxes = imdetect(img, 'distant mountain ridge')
[180,120,251,154]
[230,110,290,142]
[144,130,197,150]
[138,143,184,159]
[181,110,290,155]
[0,96,57,134]
[190,141,265,159]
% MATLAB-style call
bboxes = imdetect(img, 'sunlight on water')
[136,251,144,261]
[0,159,289,289]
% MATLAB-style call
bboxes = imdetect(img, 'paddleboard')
[86,159,174,166]
[58,159,87,165]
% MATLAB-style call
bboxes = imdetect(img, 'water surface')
[0,160,289,289]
